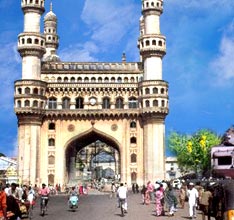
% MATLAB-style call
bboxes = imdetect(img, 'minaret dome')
[43,2,60,62]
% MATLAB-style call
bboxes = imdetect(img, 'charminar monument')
[14,0,169,187]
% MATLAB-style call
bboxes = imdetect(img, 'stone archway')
[65,128,121,185]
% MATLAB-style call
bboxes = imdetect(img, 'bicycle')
[40,196,48,216]
[28,203,33,220]
[27,193,35,219]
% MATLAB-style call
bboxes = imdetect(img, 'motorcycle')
[68,195,79,211]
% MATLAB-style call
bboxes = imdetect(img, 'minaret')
[138,0,169,181]
[15,0,46,185]
[18,0,46,79]
[43,2,60,61]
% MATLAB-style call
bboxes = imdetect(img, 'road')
[26,191,215,220]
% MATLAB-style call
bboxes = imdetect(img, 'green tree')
[168,129,221,176]
[0,153,5,157]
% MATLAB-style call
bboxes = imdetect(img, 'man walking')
[187,182,198,219]
[117,183,128,213]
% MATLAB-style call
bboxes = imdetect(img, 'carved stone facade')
[15,0,169,186]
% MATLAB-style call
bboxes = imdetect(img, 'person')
[110,182,116,199]
[187,182,199,219]
[21,185,28,201]
[117,183,128,213]
[179,184,187,209]
[165,185,176,216]
[141,185,147,205]
[195,181,204,210]
[68,186,78,197]
[135,183,139,193]
[147,181,154,202]
[27,186,36,207]
[132,183,136,194]
[155,184,164,216]
[38,184,50,210]
[8,183,22,201]
[4,184,10,196]
[79,185,83,195]
[68,186,79,208]
[6,195,21,220]
[144,188,151,205]
[200,187,213,220]
[0,184,7,220]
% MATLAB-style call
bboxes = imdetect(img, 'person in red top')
[38,184,50,209]
[0,184,7,220]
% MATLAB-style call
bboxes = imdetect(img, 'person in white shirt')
[187,182,199,219]
[4,184,9,196]
[8,183,22,201]
[117,183,128,213]
[27,186,36,206]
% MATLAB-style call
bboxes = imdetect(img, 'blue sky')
[0,0,234,157]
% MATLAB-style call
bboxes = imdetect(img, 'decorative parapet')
[41,62,143,72]
[15,79,47,87]
[44,108,140,119]
[138,80,168,87]
[21,0,45,14]
[47,83,138,89]
[18,33,46,58]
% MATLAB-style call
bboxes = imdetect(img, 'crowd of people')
[109,179,226,220]
[139,179,228,219]
[0,182,51,220]
[0,179,229,220]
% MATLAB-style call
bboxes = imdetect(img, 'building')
[14,0,169,186]
[0,157,18,184]
[165,157,181,180]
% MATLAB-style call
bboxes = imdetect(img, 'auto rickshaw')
[224,181,234,220]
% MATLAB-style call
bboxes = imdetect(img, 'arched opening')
[75,97,84,109]
[130,137,137,144]
[48,138,55,146]
[65,129,121,186]
[62,97,70,109]
[102,97,110,109]
[48,122,55,130]
[115,97,124,109]
[131,172,137,183]
[48,174,54,186]
[130,121,136,128]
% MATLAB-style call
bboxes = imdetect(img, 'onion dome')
[44,2,57,22]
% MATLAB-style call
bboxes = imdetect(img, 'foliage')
[168,129,221,176]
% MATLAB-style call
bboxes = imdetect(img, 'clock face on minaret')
[89,97,97,105]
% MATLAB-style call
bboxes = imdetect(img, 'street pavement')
[24,190,215,220]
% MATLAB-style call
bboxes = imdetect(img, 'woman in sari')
[145,189,151,205]
[155,184,164,216]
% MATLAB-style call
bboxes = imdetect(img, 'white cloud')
[210,20,234,86]
[7,136,18,157]
[211,36,234,84]
[57,0,140,62]
[80,0,139,53]
[0,42,21,111]
[59,42,99,62]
